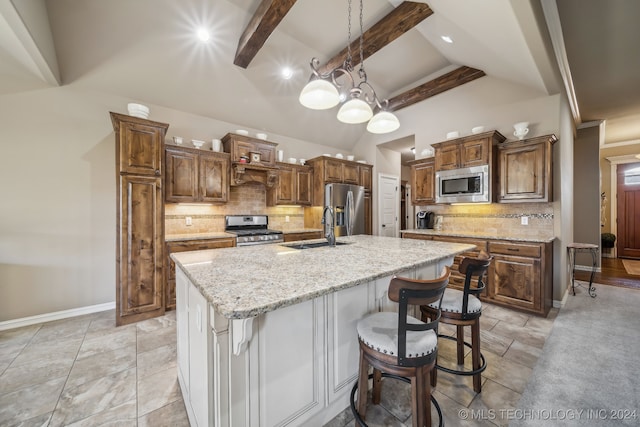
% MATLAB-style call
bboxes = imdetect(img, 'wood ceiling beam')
[386,66,486,111]
[234,0,298,69]
[318,1,433,75]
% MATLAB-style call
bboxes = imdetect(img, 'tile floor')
[0,302,558,427]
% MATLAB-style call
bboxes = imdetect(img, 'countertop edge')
[401,229,556,244]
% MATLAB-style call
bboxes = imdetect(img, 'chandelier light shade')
[299,78,340,110]
[337,98,373,124]
[298,0,399,134]
[367,110,400,134]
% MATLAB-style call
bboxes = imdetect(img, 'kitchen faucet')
[322,206,336,246]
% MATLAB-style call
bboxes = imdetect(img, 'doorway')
[378,174,399,237]
[616,162,640,259]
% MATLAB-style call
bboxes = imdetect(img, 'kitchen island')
[172,235,474,427]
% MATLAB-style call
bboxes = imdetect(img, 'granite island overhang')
[171,235,474,427]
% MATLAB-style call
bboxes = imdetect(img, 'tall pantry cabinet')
[111,112,169,326]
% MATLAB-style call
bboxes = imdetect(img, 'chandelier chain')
[346,0,352,69]
[359,0,365,73]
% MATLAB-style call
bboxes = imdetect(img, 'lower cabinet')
[487,241,553,315]
[166,237,235,309]
[284,231,322,242]
[401,233,553,316]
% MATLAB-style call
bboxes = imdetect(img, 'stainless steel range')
[225,215,284,246]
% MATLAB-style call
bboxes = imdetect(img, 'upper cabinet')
[267,163,313,206]
[408,158,435,205]
[221,133,277,166]
[114,114,165,176]
[432,131,506,171]
[497,134,557,203]
[306,156,373,206]
[165,145,230,203]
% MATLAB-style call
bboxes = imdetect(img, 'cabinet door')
[232,140,254,162]
[498,142,547,202]
[460,138,489,167]
[276,166,296,204]
[118,175,164,325]
[165,148,198,202]
[490,255,541,312]
[324,159,344,182]
[188,282,211,427]
[118,121,163,176]
[411,160,435,204]
[359,165,372,191]
[200,154,229,203]
[434,143,460,170]
[296,168,313,206]
[176,269,190,393]
[364,191,372,235]
[343,163,359,184]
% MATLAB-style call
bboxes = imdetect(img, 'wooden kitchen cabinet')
[165,146,229,203]
[408,158,435,205]
[487,241,553,316]
[432,130,506,171]
[497,134,557,203]
[267,163,313,206]
[401,232,553,316]
[307,156,374,235]
[221,132,277,166]
[284,230,323,242]
[111,112,168,326]
[165,237,236,309]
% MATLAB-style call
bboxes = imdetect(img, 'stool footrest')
[350,373,444,427]
[436,334,487,376]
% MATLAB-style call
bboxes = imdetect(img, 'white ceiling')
[2,0,639,152]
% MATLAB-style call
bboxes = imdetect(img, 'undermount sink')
[283,241,350,250]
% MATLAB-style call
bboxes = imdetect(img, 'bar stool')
[350,266,450,427]
[421,255,491,393]
[567,243,598,298]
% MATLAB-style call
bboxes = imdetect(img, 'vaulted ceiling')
[1,0,639,151]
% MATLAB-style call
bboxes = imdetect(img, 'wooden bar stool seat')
[350,266,451,427]
[421,255,492,394]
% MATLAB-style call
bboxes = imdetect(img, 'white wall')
[0,84,339,322]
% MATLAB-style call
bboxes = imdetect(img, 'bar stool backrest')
[388,266,450,367]
[459,255,492,319]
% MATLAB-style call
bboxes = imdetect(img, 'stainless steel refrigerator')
[324,183,365,237]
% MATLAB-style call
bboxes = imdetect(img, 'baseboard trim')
[0,301,115,331]
[553,287,570,308]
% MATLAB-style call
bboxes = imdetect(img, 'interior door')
[378,174,398,237]
[617,163,640,259]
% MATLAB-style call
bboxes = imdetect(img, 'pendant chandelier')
[298,0,400,134]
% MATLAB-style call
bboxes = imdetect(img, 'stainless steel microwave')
[435,164,490,203]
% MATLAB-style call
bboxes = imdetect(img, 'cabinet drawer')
[489,242,541,258]
[401,232,433,241]
[432,236,488,252]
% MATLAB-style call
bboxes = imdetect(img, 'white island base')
[175,258,453,427]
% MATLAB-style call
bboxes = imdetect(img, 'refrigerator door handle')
[346,190,354,236]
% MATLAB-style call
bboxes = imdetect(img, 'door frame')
[377,173,399,237]
[607,154,640,258]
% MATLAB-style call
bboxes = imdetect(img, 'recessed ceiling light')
[281,67,293,80]
[441,35,453,43]
[197,28,211,42]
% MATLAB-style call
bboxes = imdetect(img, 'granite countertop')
[172,235,474,319]
[165,232,235,242]
[401,229,556,243]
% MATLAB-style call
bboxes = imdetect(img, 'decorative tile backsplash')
[165,184,305,234]
[415,202,555,240]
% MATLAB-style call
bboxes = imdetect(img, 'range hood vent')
[231,162,278,187]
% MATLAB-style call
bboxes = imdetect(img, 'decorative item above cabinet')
[497,134,557,203]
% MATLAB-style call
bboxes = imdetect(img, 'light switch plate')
[521,216,529,225]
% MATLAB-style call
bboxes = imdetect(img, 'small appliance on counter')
[417,211,435,229]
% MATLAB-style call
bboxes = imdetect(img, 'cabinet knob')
[155,169,161,176]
